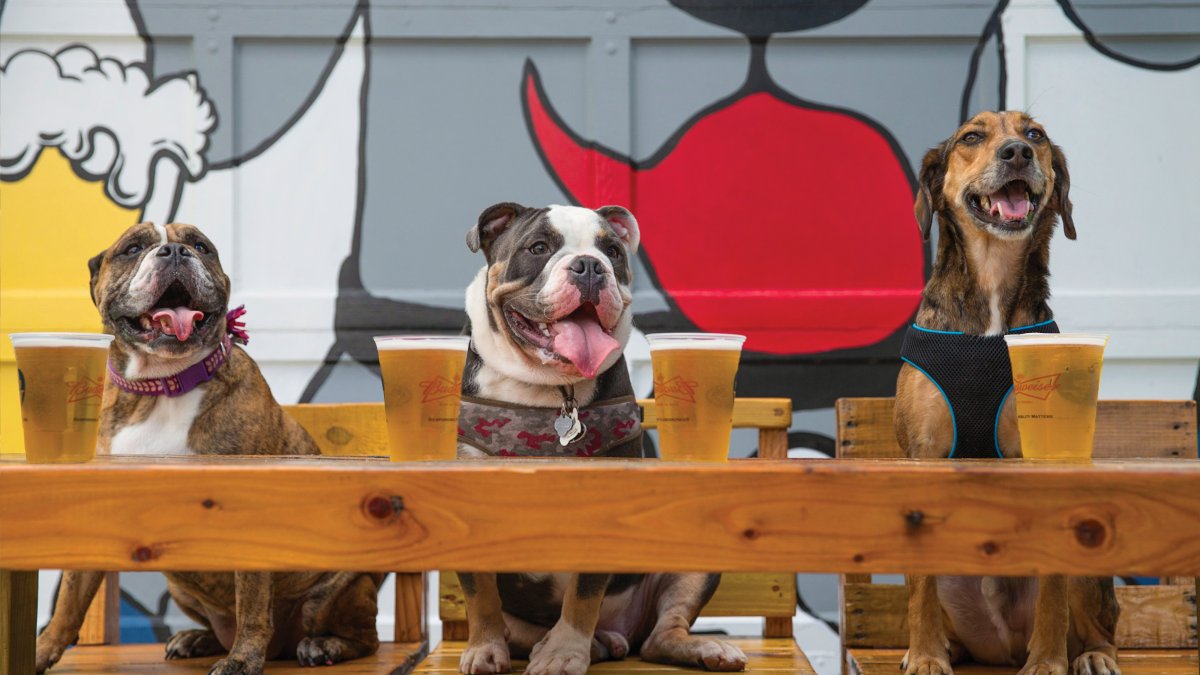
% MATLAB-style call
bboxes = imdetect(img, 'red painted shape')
[525,70,924,354]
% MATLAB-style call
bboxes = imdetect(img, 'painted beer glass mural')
[3,0,1197,666]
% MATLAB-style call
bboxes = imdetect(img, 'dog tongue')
[151,307,204,342]
[989,183,1031,221]
[551,313,620,379]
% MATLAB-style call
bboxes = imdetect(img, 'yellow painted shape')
[0,150,138,454]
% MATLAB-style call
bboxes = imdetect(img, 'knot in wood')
[1075,518,1107,548]
[132,546,157,562]
[201,499,216,509]
[980,541,1000,556]
[366,494,404,520]
[905,509,925,528]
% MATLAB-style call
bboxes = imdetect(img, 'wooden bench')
[834,397,1199,675]
[40,397,810,673]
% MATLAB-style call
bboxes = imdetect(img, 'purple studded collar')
[108,306,248,398]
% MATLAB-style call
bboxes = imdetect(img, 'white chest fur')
[109,388,204,455]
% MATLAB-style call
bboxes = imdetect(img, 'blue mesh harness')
[899,319,1060,458]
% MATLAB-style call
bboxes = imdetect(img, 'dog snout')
[996,140,1033,170]
[568,255,607,303]
[156,243,193,260]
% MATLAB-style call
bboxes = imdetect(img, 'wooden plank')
[762,616,793,638]
[394,572,425,644]
[438,572,796,621]
[842,583,1198,650]
[641,398,792,430]
[283,399,793,458]
[848,648,1198,675]
[283,403,388,457]
[3,457,1200,576]
[758,429,788,459]
[79,572,121,645]
[48,642,427,674]
[836,398,1197,460]
[1,570,37,675]
[417,638,813,673]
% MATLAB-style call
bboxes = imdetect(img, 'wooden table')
[2,456,1199,671]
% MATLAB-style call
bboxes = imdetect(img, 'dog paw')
[166,629,225,660]
[527,627,591,675]
[694,638,747,671]
[207,656,263,675]
[459,639,512,674]
[1017,657,1068,675]
[1072,651,1120,675]
[34,635,66,673]
[902,650,954,675]
[591,630,629,661]
[296,636,352,667]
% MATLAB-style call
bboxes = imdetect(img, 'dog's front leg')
[903,574,954,675]
[526,573,608,675]
[1067,576,1121,675]
[640,573,746,671]
[1019,575,1070,675]
[35,571,105,673]
[208,571,272,675]
[459,572,511,674]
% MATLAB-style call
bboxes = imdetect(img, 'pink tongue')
[989,184,1031,221]
[551,314,620,379]
[151,307,204,342]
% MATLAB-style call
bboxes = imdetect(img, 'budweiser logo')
[65,376,104,403]
[1014,373,1061,400]
[420,375,462,403]
[654,376,698,403]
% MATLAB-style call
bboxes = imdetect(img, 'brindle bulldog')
[454,203,748,675]
[35,222,384,675]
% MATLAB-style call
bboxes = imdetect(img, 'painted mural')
[3,0,1197,667]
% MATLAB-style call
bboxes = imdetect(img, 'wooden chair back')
[834,397,1199,661]
[78,397,795,647]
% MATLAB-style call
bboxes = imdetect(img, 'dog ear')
[914,142,947,241]
[595,205,640,254]
[87,251,105,306]
[467,202,525,256]
[1050,143,1075,240]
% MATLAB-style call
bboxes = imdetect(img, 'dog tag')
[555,407,587,446]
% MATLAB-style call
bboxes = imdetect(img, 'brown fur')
[894,113,1119,675]
[35,223,383,675]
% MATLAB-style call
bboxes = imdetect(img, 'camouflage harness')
[457,394,643,457]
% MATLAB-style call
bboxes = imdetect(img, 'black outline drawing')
[1057,0,1200,71]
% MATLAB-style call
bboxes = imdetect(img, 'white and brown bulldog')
[455,203,748,675]
[35,222,383,675]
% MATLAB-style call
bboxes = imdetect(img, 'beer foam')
[645,332,746,351]
[9,333,114,349]
[373,335,471,351]
[1004,333,1109,348]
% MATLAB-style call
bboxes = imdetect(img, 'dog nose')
[569,256,607,302]
[997,140,1034,169]
[156,243,192,259]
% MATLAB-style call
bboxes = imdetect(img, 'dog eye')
[1025,128,1045,141]
[194,242,210,254]
[960,132,983,144]
[528,242,549,255]
[604,244,622,259]
[121,243,142,256]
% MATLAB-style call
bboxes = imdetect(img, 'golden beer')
[375,336,470,461]
[10,333,113,463]
[646,333,745,462]
[1004,334,1108,460]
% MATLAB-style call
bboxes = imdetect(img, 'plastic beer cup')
[374,336,470,461]
[10,333,114,463]
[1003,333,1108,460]
[646,333,746,461]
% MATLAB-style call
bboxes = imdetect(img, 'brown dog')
[35,222,384,675]
[894,112,1120,675]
